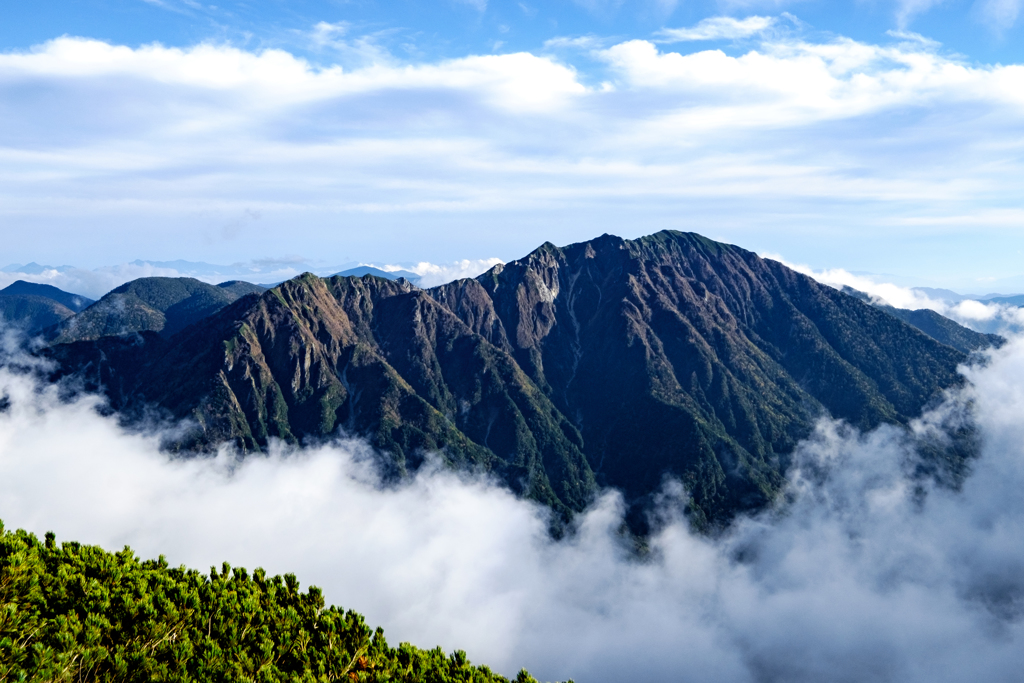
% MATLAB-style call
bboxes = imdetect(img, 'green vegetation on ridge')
[0,281,95,334]
[0,520,545,683]
[50,278,265,343]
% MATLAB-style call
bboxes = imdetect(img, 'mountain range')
[22,232,998,528]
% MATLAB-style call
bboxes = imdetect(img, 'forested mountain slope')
[839,285,1001,354]
[51,277,264,343]
[0,280,93,312]
[430,232,973,523]
[45,231,979,526]
[0,281,94,334]
[0,295,75,334]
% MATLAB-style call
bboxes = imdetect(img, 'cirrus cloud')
[654,15,777,42]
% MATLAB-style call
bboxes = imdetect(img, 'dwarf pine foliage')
[0,521,548,683]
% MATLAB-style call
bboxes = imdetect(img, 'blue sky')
[6,0,1024,64]
[2,0,1024,292]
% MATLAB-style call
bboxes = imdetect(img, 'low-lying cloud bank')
[1,331,1024,682]
[376,258,505,288]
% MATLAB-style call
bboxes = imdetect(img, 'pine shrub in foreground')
[0,520,554,683]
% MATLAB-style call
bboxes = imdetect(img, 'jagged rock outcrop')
[48,274,595,519]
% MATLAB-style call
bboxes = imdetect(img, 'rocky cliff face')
[433,231,968,525]
[49,274,595,520]
[45,231,976,527]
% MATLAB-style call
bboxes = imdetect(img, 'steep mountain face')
[47,275,595,518]
[433,232,971,524]
[45,232,976,527]
[51,278,264,343]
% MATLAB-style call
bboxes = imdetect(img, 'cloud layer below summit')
[2,326,1024,682]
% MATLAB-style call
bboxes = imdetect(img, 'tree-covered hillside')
[45,231,986,530]
[0,521,548,683]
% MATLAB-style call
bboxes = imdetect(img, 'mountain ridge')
[44,231,985,527]
[49,277,265,343]
[0,281,95,334]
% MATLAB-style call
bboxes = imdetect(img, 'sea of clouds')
[1,313,1024,682]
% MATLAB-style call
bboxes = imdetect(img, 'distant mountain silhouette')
[980,294,1024,306]
[334,266,421,283]
[46,232,987,527]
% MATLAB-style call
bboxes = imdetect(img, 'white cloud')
[3,327,1024,681]
[596,37,1024,116]
[3,31,1024,280]
[376,258,504,287]
[301,21,396,67]
[886,28,942,47]
[0,37,583,110]
[543,35,606,50]
[895,0,947,28]
[975,0,1024,29]
[310,20,349,46]
[655,15,776,42]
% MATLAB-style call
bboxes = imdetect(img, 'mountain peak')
[51,276,262,343]
[45,231,982,529]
